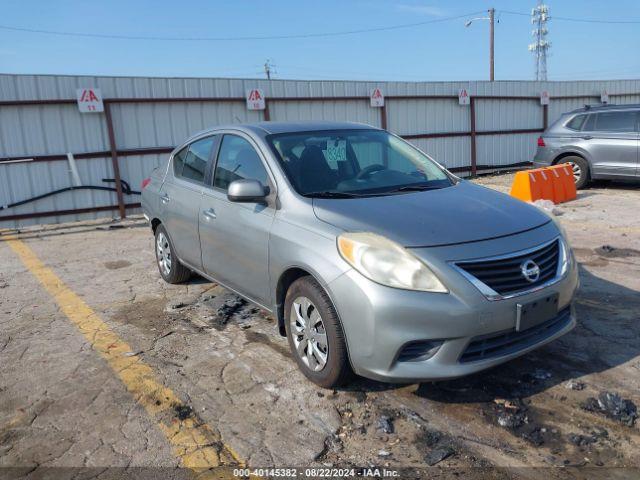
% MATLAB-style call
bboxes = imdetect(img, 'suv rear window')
[565,114,587,131]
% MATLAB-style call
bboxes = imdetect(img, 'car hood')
[312,181,551,247]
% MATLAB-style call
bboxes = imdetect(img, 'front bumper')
[326,226,579,383]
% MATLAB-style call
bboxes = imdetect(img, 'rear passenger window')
[172,147,187,177]
[566,114,586,131]
[583,114,596,131]
[174,137,215,183]
[214,135,269,191]
[592,111,637,132]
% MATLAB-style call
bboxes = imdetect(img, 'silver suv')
[142,121,578,387]
[534,104,640,188]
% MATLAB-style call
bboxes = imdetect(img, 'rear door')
[582,110,638,178]
[159,136,216,270]
[199,132,276,307]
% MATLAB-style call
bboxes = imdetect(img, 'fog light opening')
[397,340,444,363]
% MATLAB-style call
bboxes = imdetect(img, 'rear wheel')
[284,276,353,388]
[558,156,589,189]
[154,225,192,284]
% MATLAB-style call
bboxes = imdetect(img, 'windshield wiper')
[307,191,365,198]
[386,184,443,193]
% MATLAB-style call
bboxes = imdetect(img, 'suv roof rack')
[570,103,640,114]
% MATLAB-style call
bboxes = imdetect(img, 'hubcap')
[568,161,581,183]
[290,296,328,372]
[156,232,172,276]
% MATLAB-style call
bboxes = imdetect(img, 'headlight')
[337,232,448,293]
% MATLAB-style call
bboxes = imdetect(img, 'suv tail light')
[141,178,151,190]
[537,136,546,147]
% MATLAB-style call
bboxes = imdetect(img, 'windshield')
[267,129,453,197]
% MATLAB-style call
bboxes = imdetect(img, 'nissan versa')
[141,121,578,388]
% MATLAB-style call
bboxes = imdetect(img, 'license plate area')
[516,293,559,332]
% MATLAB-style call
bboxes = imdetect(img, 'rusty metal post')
[470,96,477,176]
[380,103,388,130]
[263,99,271,121]
[103,101,126,219]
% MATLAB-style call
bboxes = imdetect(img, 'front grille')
[456,239,560,296]
[459,307,571,363]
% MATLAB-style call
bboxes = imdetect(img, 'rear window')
[565,114,587,131]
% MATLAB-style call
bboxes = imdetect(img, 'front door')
[199,133,275,307]
[582,110,639,178]
[159,136,216,270]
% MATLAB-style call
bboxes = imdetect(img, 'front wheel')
[154,225,192,284]
[284,276,353,388]
[560,156,589,189]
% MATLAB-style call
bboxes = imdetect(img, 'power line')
[500,9,640,24]
[0,11,486,42]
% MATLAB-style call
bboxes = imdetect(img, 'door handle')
[581,135,593,140]
[160,193,170,204]
[202,208,217,220]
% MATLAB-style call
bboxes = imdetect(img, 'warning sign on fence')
[76,88,104,113]
[540,90,550,105]
[246,89,266,110]
[458,89,470,106]
[370,88,384,107]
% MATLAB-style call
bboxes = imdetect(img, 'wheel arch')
[151,218,162,233]
[275,267,314,336]
[553,151,587,165]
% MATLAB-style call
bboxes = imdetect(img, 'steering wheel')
[356,164,387,180]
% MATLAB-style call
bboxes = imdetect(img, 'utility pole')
[465,9,496,81]
[529,1,550,81]
[489,8,495,81]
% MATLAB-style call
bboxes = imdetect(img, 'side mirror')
[227,179,268,203]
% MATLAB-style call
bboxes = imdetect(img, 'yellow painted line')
[5,237,244,478]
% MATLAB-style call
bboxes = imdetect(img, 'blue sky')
[1,0,639,81]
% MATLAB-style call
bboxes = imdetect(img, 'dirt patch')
[103,260,131,270]
[111,297,173,332]
[595,245,640,258]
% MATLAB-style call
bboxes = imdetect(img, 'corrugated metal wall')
[2,74,640,228]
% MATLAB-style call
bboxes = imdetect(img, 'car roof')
[187,121,379,141]
[568,103,640,114]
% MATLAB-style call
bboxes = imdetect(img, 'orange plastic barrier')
[509,165,576,204]
[510,168,547,203]
[547,163,577,202]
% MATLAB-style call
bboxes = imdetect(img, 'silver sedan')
[142,121,578,387]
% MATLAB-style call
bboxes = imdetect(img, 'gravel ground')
[1,173,639,478]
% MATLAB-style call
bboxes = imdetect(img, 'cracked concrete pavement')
[1,174,639,478]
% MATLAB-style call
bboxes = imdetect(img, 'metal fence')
[2,74,640,228]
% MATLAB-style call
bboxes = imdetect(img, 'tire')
[559,156,589,189]
[284,276,353,388]
[154,224,192,284]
